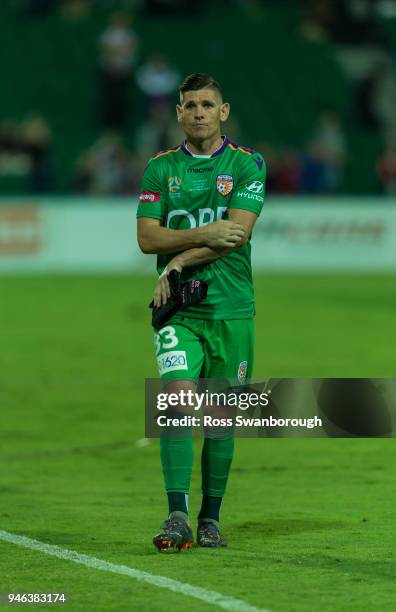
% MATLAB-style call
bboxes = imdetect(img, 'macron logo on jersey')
[139,191,160,203]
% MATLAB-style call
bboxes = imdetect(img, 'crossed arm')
[137,209,258,307]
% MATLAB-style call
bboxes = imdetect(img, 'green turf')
[1,274,396,611]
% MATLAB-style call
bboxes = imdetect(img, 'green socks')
[160,435,234,523]
[199,436,234,520]
[160,435,194,500]
[201,436,234,497]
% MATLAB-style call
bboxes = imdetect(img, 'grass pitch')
[1,274,396,611]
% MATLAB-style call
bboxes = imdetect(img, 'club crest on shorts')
[216,174,233,196]
[237,361,248,383]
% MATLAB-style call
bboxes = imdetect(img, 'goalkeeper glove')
[149,270,208,330]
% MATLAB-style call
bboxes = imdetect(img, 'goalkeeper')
[137,73,266,551]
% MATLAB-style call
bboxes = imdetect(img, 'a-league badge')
[238,361,248,383]
[216,174,233,196]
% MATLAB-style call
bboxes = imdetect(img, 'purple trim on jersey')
[152,144,180,158]
[228,140,257,155]
[180,141,193,156]
[211,136,229,157]
[180,136,229,158]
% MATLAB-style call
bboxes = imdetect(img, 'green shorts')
[153,315,254,382]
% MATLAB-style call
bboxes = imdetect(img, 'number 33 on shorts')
[154,326,189,377]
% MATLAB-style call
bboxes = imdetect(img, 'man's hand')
[138,217,246,254]
[153,257,183,307]
[151,212,253,306]
[203,220,245,248]
[150,269,208,329]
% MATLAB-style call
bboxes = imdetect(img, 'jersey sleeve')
[228,153,266,216]
[136,158,166,220]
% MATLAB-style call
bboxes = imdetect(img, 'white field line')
[0,530,269,612]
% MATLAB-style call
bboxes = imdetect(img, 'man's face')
[176,88,230,141]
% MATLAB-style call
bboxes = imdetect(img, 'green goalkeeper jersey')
[137,136,266,320]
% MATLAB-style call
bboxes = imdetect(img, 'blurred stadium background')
[1,0,396,196]
[1,2,396,610]
[1,0,396,276]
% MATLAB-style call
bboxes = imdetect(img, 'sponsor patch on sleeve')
[157,350,188,376]
[139,191,160,203]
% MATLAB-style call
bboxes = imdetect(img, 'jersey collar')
[181,136,229,158]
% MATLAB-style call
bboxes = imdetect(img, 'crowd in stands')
[98,11,138,130]
[74,10,184,195]
[0,115,52,193]
[72,133,138,194]
[258,111,347,195]
[298,0,396,195]
[1,1,396,196]
[376,143,396,194]
[300,0,396,46]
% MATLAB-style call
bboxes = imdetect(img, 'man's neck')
[185,134,224,157]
